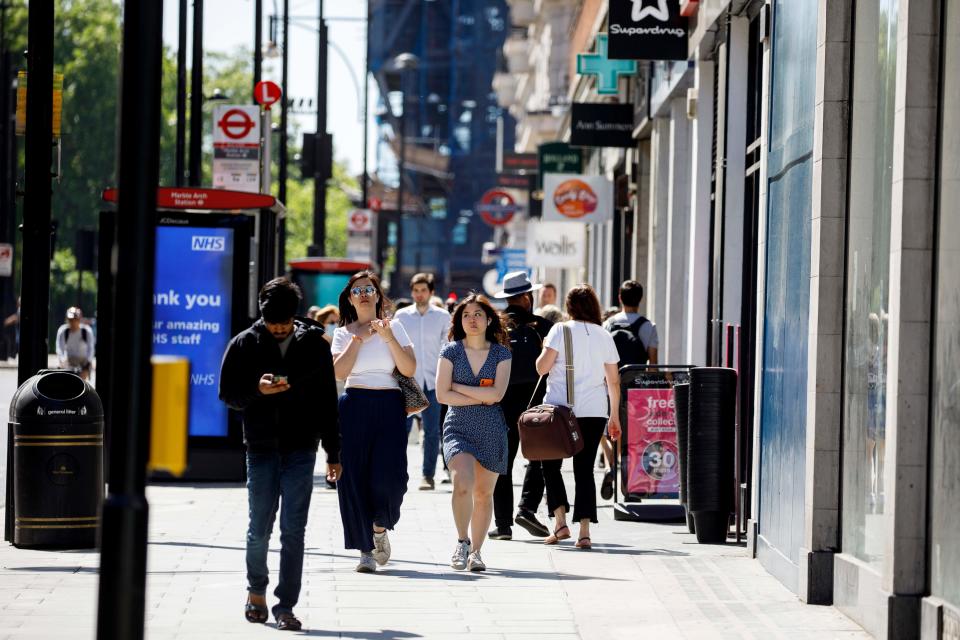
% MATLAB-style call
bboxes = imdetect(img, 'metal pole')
[253,0,262,96]
[394,93,405,293]
[0,4,16,545]
[95,0,163,637]
[279,0,288,205]
[311,0,327,255]
[361,0,370,209]
[0,5,16,327]
[188,0,203,186]
[18,0,54,387]
[175,0,187,186]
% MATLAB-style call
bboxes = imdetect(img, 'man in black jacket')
[489,271,554,540]
[220,278,340,631]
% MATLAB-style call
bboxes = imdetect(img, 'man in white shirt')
[393,273,451,490]
[55,307,95,380]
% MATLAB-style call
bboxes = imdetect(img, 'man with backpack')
[604,280,659,366]
[56,307,95,380]
[488,272,554,540]
[599,281,659,499]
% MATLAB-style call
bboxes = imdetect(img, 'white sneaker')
[450,539,470,570]
[372,530,391,566]
[356,552,377,573]
[466,550,486,572]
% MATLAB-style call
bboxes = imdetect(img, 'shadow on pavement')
[5,566,97,573]
[512,539,689,556]
[293,630,421,639]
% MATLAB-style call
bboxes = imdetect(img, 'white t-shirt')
[543,320,620,418]
[331,323,412,389]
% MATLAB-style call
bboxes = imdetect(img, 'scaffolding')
[369,0,515,294]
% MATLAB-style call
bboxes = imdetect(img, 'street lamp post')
[389,52,417,294]
[278,0,289,205]
[310,0,328,256]
[188,0,203,185]
[95,1,163,637]
[175,0,187,186]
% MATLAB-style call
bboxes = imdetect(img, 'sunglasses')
[350,285,377,297]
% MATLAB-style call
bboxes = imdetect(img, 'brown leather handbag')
[518,325,584,460]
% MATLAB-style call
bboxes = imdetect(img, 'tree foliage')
[5,8,352,341]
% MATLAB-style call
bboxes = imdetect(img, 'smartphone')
[273,375,288,385]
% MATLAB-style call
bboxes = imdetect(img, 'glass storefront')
[930,0,960,607]
[841,0,897,569]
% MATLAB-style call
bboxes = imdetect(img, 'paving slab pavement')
[0,434,871,639]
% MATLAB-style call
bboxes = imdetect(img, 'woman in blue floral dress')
[435,294,512,572]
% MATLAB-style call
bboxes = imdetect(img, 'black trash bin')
[687,367,737,544]
[8,370,104,548]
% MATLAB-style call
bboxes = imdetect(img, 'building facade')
[497,1,960,637]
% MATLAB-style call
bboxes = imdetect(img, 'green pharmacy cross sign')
[577,34,638,96]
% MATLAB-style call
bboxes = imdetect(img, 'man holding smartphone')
[220,278,341,631]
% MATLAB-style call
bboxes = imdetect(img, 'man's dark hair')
[410,272,435,292]
[259,278,302,323]
[542,283,557,293]
[619,280,644,308]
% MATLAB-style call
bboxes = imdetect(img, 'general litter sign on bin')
[213,104,261,194]
[625,388,680,497]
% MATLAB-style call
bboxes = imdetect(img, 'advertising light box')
[153,225,235,437]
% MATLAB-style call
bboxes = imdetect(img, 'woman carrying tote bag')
[331,271,417,573]
[536,284,622,550]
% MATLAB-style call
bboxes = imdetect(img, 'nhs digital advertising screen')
[153,226,234,437]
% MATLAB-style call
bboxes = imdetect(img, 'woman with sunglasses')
[331,271,417,573]
[436,294,512,572]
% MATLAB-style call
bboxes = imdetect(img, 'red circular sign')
[254,81,283,108]
[477,189,519,227]
[217,108,257,140]
[368,196,383,212]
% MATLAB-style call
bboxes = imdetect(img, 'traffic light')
[300,132,333,181]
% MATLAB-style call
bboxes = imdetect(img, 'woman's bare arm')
[536,347,558,377]
[453,359,512,404]
[435,357,480,406]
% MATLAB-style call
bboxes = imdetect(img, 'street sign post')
[212,105,261,194]
[253,80,282,110]
[346,208,376,263]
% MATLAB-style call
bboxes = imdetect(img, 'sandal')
[543,524,571,545]
[575,537,592,550]
[276,612,302,631]
[244,596,268,624]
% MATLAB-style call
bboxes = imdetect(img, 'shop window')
[930,0,960,607]
[841,0,898,570]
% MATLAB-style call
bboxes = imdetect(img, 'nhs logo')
[191,236,225,252]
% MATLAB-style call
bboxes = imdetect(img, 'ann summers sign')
[609,0,689,61]
[570,103,635,148]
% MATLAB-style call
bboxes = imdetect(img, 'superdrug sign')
[609,0,689,61]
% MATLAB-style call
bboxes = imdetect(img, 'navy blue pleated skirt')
[336,387,409,552]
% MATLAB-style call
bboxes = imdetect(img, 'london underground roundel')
[477,189,519,227]
[552,179,599,219]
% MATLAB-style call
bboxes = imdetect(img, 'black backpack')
[609,316,649,367]
[508,321,544,385]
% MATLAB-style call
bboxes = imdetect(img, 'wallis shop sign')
[609,0,689,61]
